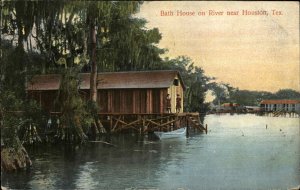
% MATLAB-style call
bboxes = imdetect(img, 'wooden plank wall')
[28,91,58,112]
[97,88,167,114]
[29,88,170,114]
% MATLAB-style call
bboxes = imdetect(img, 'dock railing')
[97,112,207,134]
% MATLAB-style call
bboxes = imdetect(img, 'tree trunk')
[89,21,97,102]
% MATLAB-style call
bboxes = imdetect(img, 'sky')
[135,1,299,92]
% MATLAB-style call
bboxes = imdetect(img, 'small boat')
[154,127,186,139]
[289,185,300,190]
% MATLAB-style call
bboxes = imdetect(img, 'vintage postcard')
[1,1,299,190]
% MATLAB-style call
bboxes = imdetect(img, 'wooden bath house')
[27,70,207,133]
[26,70,185,114]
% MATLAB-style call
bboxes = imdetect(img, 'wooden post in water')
[109,115,113,132]
[186,116,189,137]
[205,124,208,134]
[141,116,145,135]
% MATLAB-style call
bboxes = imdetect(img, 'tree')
[209,82,230,105]
[214,88,300,106]
[274,89,300,100]
[186,68,210,113]
[1,1,165,143]
[55,68,89,142]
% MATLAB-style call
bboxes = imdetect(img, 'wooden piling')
[186,116,189,137]
[92,113,208,134]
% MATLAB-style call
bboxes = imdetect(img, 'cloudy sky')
[136,1,299,92]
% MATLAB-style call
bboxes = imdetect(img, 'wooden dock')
[97,112,207,134]
[263,110,300,118]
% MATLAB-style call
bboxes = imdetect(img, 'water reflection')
[2,114,299,190]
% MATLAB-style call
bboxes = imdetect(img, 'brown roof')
[26,70,185,91]
[260,99,300,104]
[27,74,61,90]
[222,103,240,107]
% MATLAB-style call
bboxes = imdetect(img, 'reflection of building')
[260,100,300,113]
[26,70,185,113]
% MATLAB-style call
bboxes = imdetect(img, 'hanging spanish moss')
[0,1,220,176]
[55,68,89,143]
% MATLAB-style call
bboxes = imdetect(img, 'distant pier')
[262,111,300,118]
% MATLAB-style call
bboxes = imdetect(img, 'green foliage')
[209,82,236,105]
[231,89,300,106]
[1,1,161,72]
[214,88,300,106]
[107,17,164,71]
[1,1,163,143]
[0,89,44,147]
[1,1,216,143]
[273,89,300,100]
[0,91,24,149]
[1,44,25,97]
[55,68,89,142]
[228,90,267,106]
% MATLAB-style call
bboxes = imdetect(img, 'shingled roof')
[26,70,185,91]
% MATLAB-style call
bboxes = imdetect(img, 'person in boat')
[176,94,181,113]
[166,94,171,113]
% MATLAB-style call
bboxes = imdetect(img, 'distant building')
[216,103,242,112]
[260,100,300,113]
[244,106,260,112]
[26,70,185,114]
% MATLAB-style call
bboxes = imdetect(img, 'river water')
[2,114,300,190]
